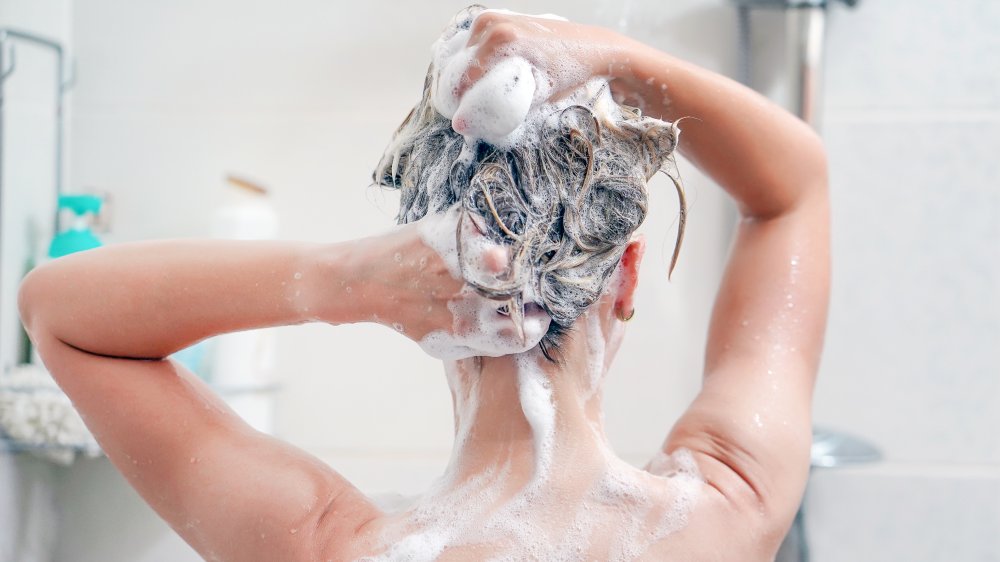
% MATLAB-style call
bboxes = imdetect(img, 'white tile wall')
[824,0,1000,112]
[0,2,71,561]
[808,0,1000,559]
[806,464,1000,562]
[818,119,1000,465]
[51,458,200,562]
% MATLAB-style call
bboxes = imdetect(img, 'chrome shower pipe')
[0,28,72,235]
[732,0,857,130]
[788,6,826,127]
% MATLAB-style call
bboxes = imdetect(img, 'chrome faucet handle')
[811,427,882,468]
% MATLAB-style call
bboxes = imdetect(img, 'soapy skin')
[415,206,550,360]
[431,9,572,147]
[17,8,829,562]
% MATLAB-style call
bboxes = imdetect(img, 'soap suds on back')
[362,349,704,562]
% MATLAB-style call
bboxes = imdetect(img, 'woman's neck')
[441,308,626,493]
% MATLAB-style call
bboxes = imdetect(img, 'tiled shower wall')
[0,1,71,561]
[806,2,999,560]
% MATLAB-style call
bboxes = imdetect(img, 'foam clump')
[416,207,550,360]
[452,57,536,145]
[429,9,578,147]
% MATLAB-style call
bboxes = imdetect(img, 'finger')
[468,10,505,46]
[506,293,526,345]
[456,21,521,100]
[453,56,486,102]
[482,245,511,276]
[459,210,511,276]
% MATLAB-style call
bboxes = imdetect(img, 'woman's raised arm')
[15,229,479,561]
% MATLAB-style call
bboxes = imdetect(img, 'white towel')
[0,364,101,465]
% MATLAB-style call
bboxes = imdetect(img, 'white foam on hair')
[416,207,551,360]
[430,9,592,148]
[452,57,535,145]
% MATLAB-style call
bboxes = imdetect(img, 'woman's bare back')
[337,454,773,562]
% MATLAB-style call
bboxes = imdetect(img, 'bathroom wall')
[0,2,72,561]
[53,1,733,560]
[0,0,65,377]
[0,0,994,561]
[806,2,1000,559]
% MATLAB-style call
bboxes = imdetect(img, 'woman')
[17,8,829,562]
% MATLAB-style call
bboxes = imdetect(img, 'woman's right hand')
[452,10,645,108]
[326,207,550,360]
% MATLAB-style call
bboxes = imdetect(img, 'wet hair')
[374,35,685,360]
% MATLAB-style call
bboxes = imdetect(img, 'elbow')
[744,131,829,222]
[18,267,44,337]
[800,126,829,200]
[17,262,59,339]
[809,132,830,194]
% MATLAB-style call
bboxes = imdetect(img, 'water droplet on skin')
[740,320,749,327]
[786,302,794,309]
[293,272,302,280]
[289,528,298,535]
[189,457,198,464]
[791,257,800,267]
[345,286,352,293]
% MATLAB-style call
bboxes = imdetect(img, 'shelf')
[0,382,281,457]
[0,434,100,456]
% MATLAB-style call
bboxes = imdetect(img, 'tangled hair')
[374,51,686,359]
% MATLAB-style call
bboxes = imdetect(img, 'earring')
[616,307,635,322]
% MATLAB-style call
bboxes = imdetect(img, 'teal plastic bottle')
[48,194,104,258]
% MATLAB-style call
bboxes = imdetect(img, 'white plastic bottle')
[207,174,279,433]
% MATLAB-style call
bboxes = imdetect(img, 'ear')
[614,236,646,321]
